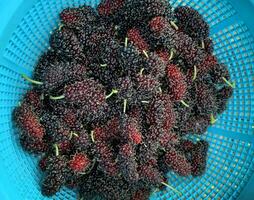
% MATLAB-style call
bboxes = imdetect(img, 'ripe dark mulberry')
[174,6,209,40]
[42,156,68,196]
[60,6,97,29]
[164,147,192,176]
[50,27,84,60]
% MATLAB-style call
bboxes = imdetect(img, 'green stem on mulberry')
[58,24,64,31]
[114,25,119,31]
[180,100,190,108]
[201,40,205,49]
[106,89,118,99]
[21,74,43,85]
[143,50,149,58]
[161,182,182,196]
[170,21,179,31]
[193,65,197,81]
[139,68,145,76]
[123,99,127,113]
[141,142,147,147]
[158,87,162,93]
[124,37,128,48]
[69,131,79,140]
[222,77,236,88]
[151,188,160,195]
[169,49,174,60]
[90,131,95,143]
[50,95,65,100]
[210,114,217,125]
[54,144,59,156]
[40,94,44,100]
[91,130,95,143]
[100,64,107,67]
[141,100,150,104]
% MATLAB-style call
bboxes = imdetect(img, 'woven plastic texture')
[0,0,253,200]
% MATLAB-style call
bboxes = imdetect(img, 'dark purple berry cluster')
[13,1,234,199]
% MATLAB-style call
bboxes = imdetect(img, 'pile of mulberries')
[13,1,234,199]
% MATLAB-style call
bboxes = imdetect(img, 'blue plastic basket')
[0,0,253,199]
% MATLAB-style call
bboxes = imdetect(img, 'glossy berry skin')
[96,140,119,176]
[194,83,218,115]
[181,115,210,135]
[216,86,233,114]
[39,156,48,172]
[94,127,119,176]
[72,130,91,152]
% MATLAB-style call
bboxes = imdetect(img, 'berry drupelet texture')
[13,0,234,199]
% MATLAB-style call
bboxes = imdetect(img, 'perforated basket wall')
[0,0,253,200]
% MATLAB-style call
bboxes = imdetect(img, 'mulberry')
[14,103,45,139]
[13,1,234,199]
[191,140,209,176]
[72,130,92,152]
[182,115,210,135]
[42,156,68,196]
[120,115,142,145]
[147,94,176,132]
[127,28,149,53]
[174,6,209,40]
[69,153,91,173]
[20,135,47,154]
[166,64,187,101]
[164,147,192,176]
[210,63,230,84]
[23,90,42,112]
[60,6,97,29]
[50,27,84,60]
[40,113,70,143]
[138,164,164,187]
[97,0,125,16]
[118,143,139,182]
[51,79,107,113]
